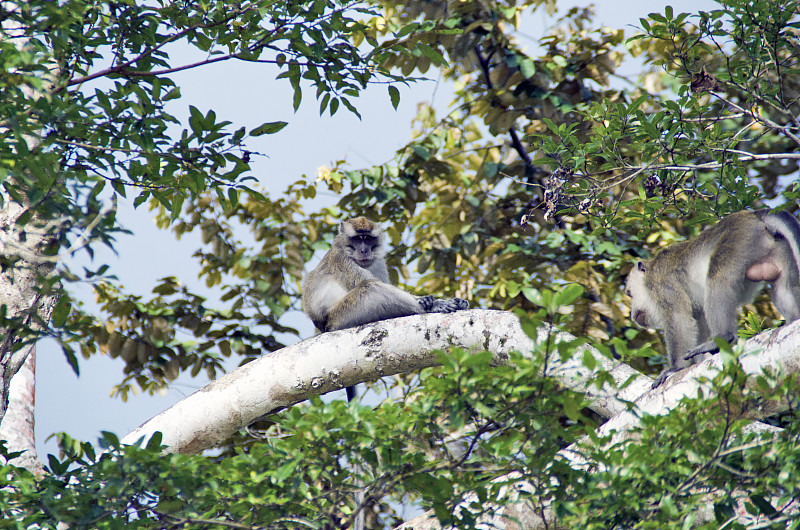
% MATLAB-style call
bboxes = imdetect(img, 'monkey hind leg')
[771,245,800,322]
[418,295,469,313]
[346,385,357,402]
[773,286,800,323]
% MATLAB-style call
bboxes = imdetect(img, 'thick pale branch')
[121,311,800,528]
[121,309,648,453]
[400,320,800,529]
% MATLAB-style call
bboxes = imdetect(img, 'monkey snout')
[632,309,647,327]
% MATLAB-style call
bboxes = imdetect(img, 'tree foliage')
[2,0,800,527]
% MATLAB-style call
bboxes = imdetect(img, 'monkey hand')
[418,296,469,313]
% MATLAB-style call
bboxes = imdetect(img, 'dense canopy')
[1,0,800,528]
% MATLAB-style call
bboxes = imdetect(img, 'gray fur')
[302,217,469,334]
[626,210,800,388]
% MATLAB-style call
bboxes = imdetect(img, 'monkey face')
[339,217,384,268]
[347,235,379,267]
[626,261,658,329]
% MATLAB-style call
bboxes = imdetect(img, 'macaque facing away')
[626,210,800,388]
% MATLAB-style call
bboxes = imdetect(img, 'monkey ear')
[637,261,647,273]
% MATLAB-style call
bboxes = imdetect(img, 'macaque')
[626,210,800,388]
[302,217,469,399]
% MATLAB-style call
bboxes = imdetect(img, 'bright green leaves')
[618,0,800,220]
[521,283,584,322]
[0,351,585,527]
[557,362,800,529]
[8,366,800,529]
[412,346,594,524]
[50,296,72,328]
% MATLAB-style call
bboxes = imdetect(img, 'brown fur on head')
[340,216,381,238]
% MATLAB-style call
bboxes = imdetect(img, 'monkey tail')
[765,211,800,276]
[344,384,365,530]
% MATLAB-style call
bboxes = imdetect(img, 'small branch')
[602,151,800,183]
[114,54,313,80]
[472,45,535,169]
[713,92,800,146]
[64,6,256,89]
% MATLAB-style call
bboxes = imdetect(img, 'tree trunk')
[0,346,43,474]
[0,5,60,427]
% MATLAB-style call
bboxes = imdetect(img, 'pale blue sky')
[34,0,720,458]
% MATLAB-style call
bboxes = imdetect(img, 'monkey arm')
[651,297,702,389]
[326,281,423,331]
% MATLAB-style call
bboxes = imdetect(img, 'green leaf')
[388,85,400,109]
[51,296,71,327]
[520,58,535,78]
[582,349,597,371]
[521,287,543,306]
[412,145,430,160]
[416,43,446,65]
[145,432,164,451]
[341,97,361,118]
[250,121,288,136]
[111,179,127,198]
[275,458,301,482]
[293,84,302,111]
[47,454,69,475]
[170,194,184,221]
[99,431,121,449]
[553,284,584,308]
[188,105,204,137]
[61,345,80,376]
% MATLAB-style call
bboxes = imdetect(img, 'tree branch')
[399,319,800,529]
[121,309,648,453]
[472,45,535,169]
[64,6,256,89]
[116,310,800,528]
